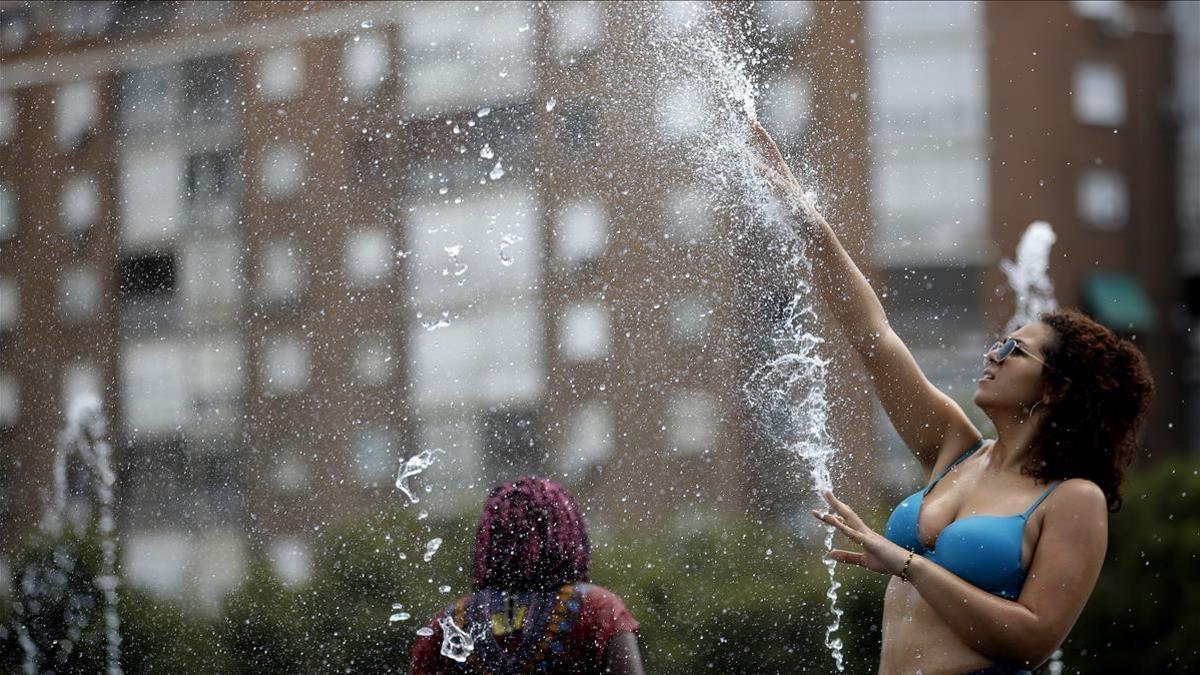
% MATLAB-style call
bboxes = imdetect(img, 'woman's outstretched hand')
[811,490,912,577]
[748,119,822,227]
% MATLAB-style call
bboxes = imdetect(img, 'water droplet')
[423,537,443,562]
[498,233,520,267]
[395,448,444,503]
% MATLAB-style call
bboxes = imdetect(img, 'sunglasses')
[986,338,1052,369]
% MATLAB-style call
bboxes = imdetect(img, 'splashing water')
[1001,223,1062,672]
[498,233,521,267]
[633,3,844,669]
[21,394,124,675]
[423,537,443,562]
[389,603,412,623]
[395,448,444,504]
[1001,221,1058,334]
[438,615,479,663]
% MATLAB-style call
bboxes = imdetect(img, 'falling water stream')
[634,4,847,669]
[18,393,123,675]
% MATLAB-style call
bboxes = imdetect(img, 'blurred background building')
[0,0,1194,605]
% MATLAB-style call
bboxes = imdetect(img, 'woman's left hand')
[811,490,912,577]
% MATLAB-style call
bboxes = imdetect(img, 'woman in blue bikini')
[751,120,1155,674]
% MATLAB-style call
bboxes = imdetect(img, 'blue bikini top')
[883,439,1061,600]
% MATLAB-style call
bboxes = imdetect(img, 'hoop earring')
[1027,401,1043,419]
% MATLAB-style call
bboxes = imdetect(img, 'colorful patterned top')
[409,583,638,674]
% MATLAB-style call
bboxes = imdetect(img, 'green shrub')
[1060,458,1200,672]
[5,459,1195,672]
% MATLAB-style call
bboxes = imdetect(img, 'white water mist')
[1001,221,1058,334]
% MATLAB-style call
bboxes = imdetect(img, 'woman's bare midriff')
[880,577,995,675]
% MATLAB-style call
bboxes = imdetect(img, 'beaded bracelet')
[899,551,916,583]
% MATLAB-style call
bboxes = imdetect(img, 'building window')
[56,80,98,151]
[482,408,542,477]
[352,427,395,480]
[191,337,244,404]
[401,3,535,114]
[119,149,183,246]
[411,307,544,408]
[261,143,305,197]
[1073,62,1126,127]
[344,228,393,286]
[761,73,811,137]
[663,187,712,241]
[558,401,613,472]
[185,149,236,207]
[118,253,176,299]
[258,46,304,101]
[122,532,188,595]
[110,1,175,35]
[343,32,389,98]
[0,374,17,427]
[121,341,188,435]
[61,362,101,410]
[0,276,18,332]
[668,294,712,343]
[0,182,14,240]
[61,175,99,234]
[759,0,812,29]
[0,92,15,144]
[181,238,242,309]
[191,340,243,405]
[60,266,101,320]
[355,333,394,386]
[60,1,112,39]
[117,66,179,133]
[0,7,31,52]
[258,240,306,302]
[560,301,610,362]
[1077,169,1129,230]
[350,133,395,182]
[1070,0,1126,22]
[555,199,607,263]
[274,449,309,492]
[666,390,717,455]
[551,2,603,57]
[263,335,308,394]
[270,538,312,586]
[659,83,705,138]
[657,1,704,33]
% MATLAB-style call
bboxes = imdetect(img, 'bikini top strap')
[1022,480,1063,519]
[925,438,987,493]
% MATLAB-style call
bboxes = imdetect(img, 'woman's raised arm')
[750,120,978,472]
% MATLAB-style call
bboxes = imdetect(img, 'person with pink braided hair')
[410,476,644,674]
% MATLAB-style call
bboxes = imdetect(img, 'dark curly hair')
[471,476,590,592]
[1029,310,1154,511]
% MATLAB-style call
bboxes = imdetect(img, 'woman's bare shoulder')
[1043,478,1107,522]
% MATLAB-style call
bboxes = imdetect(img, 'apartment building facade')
[0,0,875,600]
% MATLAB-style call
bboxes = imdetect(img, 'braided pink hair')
[471,476,591,591]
